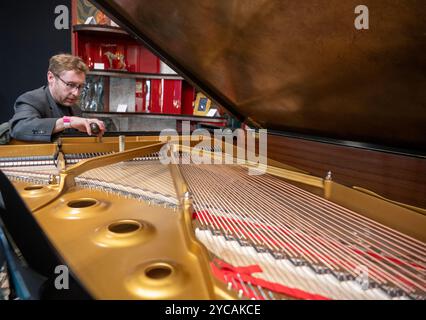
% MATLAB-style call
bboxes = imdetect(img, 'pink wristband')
[63,116,71,129]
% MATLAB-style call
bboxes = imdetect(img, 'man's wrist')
[63,116,72,129]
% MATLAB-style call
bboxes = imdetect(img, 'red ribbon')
[211,259,331,300]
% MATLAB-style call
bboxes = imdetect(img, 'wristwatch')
[63,116,72,129]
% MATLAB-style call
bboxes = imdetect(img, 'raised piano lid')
[91,0,426,153]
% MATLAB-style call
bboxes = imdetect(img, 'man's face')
[47,70,86,106]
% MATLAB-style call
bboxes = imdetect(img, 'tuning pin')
[227,282,233,290]
[238,289,243,298]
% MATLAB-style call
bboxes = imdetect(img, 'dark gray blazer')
[9,86,82,142]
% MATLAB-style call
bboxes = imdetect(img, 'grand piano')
[0,0,424,300]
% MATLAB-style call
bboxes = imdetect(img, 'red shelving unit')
[71,19,195,115]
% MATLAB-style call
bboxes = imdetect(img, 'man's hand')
[55,116,106,136]
[69,116,106,136]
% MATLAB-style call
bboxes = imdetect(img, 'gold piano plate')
[32,185,218,299]
[1,135,425,300]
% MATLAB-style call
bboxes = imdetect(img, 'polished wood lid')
[92,0,426,152]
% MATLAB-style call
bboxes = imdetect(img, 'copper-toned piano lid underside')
[91,0,426,152]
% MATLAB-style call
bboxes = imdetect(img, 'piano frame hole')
[108,221,141,234]
[145,263,173,280]
[67,198,98,208]
[24,185,44,191]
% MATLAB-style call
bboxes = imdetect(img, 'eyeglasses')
[54,74,86,91]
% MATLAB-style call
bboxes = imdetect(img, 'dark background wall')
[0,0,71,123]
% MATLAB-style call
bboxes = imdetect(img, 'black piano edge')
[267,130,426,159]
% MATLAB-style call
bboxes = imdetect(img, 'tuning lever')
[90,122,100,135]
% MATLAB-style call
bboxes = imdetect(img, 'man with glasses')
[9,53,105,142]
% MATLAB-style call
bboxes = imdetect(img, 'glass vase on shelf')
[80,76,104,112]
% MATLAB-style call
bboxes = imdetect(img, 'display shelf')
[88,70,183,80]
[83,111,226,122]
[73,24,129,36]
[72,1,195,118]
